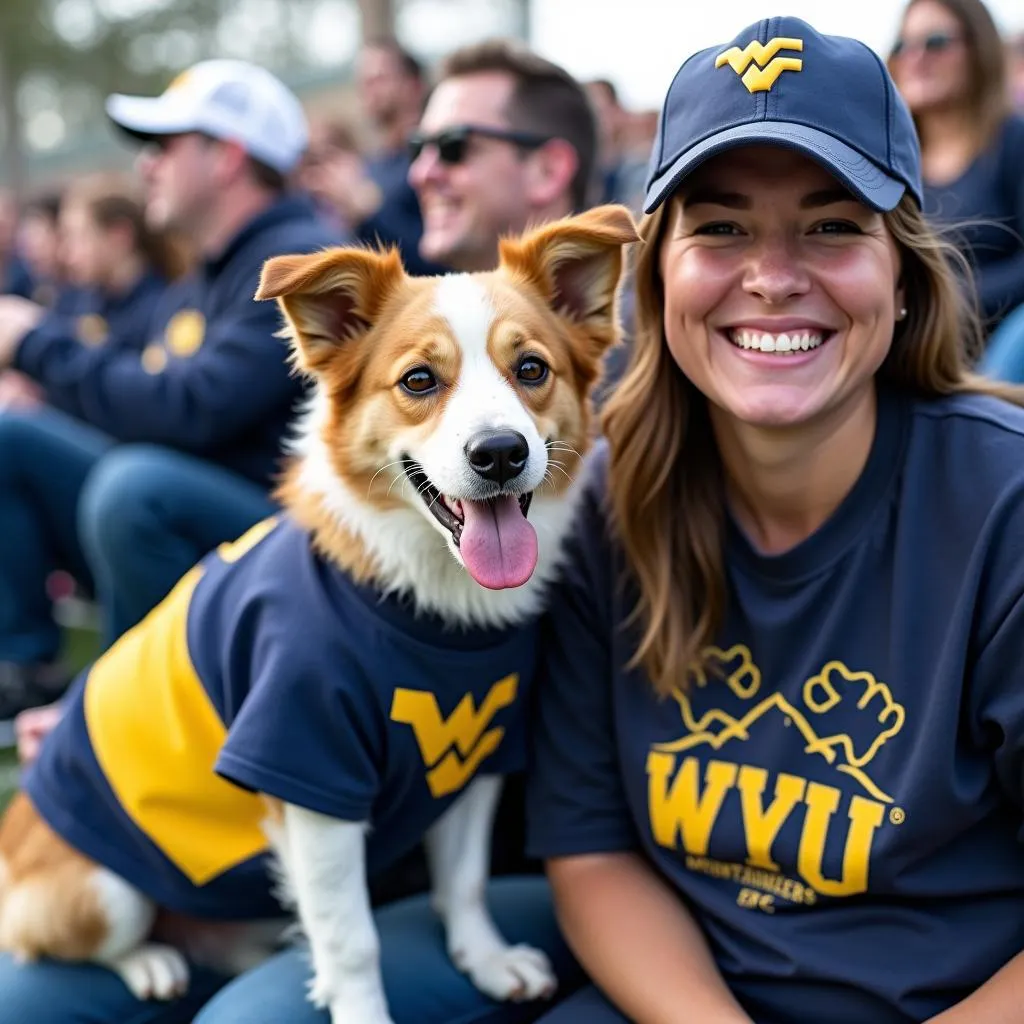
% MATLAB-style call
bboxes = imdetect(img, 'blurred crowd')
[0,0,1021,744]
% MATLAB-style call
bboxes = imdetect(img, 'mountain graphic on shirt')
[652,645,905,804]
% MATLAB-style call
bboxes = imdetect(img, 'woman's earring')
[897,306,908,321]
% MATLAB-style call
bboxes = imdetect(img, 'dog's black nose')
[465,430,529,486]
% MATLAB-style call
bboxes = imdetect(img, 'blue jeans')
[78,444,277,643]
[978,302,1024,383]
[0,878,583,1024]
[0,408,276,657]
[533,987,628,1022]
[197,876,583,1024]
[0,409,112,663]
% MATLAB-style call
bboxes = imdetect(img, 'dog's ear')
[256,246,405,372]
[497,204,639,328]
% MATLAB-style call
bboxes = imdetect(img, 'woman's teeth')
[729,329,827,353]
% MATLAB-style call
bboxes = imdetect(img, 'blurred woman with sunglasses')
[888,0,1024,379]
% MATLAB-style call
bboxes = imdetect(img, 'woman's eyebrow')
[681,189,750,210]
[800,187,858,209]
[680,187,858,210]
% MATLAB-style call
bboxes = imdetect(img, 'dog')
[0,203,637,1024]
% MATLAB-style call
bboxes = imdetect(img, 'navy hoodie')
[15,195,339,486]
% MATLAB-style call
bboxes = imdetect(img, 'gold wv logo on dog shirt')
[390,675,518,797]
[716,37,804,93]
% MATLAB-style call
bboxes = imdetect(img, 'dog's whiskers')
[368,460,407,498]
[545,459,572,484]
[544,456,577,483]
[416,480,444,513]
[545,440,582,461]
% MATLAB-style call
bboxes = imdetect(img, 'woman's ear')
[895,280,907,321]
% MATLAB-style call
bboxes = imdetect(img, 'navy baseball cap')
[644,16,923,214]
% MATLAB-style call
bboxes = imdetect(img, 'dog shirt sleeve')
[215,623,383,823]
[526,446,641,860]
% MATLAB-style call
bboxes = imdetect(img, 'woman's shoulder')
[990,113,1024,166]
[999,113,1024,147]
[550,439,618,588]
[910,389,1024,444]
[905,389,1024,503]
[575,438,616,530]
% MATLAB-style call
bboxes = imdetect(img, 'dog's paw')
[110,943,190,1000]
[307,974,395,1024]
[325,1002,395,1024]
[462,943,557,1002]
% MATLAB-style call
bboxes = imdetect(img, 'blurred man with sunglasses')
[408,40,598,274]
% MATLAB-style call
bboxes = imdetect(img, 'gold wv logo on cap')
[716,37,804,93]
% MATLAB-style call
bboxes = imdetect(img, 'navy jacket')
[356,149,447,277]
[15,196,339,486]
[26,271,167,360]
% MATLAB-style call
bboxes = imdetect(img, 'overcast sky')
[530,0,1024,108]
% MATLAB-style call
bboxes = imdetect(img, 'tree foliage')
[0,0,329,193]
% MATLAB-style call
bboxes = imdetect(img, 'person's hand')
[303,151,383,226]
[0,295,45,368]
[0,370,44,411]
[16,700,65,765]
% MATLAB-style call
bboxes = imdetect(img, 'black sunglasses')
[890,31,962,58]
[408,124,553,165]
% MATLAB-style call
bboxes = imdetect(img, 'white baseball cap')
[106,59,309,174]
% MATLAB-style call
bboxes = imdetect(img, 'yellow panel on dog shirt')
[84,566,270,886]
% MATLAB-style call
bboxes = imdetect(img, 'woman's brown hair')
[63,173,191,282]
[888,0,1010,153]
[601,193,1024,696]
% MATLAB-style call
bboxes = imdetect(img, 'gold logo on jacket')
[165,309,206,357]
[76,313,109,347]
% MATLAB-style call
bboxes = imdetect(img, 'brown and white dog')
[0,204,637,1024]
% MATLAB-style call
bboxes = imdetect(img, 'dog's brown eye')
[517,357,548,385]
[400,368,437,395]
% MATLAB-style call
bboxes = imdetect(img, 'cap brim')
[105,94,198,142]
[644,121,907,214]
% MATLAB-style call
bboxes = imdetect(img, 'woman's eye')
[399,368,437,395]
[516,356,549,385]
[693,222,741,236]
[813,220,862,234]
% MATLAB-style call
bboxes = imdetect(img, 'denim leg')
[978,303,1024,383]
[532,986,630,1023]
[0,409,113,663]
[195,876,585,1024]
[0,953,227,1024]
[77,444,278,646]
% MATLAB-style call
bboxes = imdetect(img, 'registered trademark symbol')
[889,807,906,825]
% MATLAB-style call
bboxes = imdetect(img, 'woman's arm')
[926,951,1024,1023]
[549,852,753,1024]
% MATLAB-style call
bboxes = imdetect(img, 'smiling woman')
[659,150,905,436]
[522,13,1024,1024]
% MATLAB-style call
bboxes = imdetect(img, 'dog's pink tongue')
[460,496,538,590]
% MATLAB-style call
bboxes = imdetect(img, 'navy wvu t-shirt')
[528,388,1024,1024]
[25,518,536,919]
